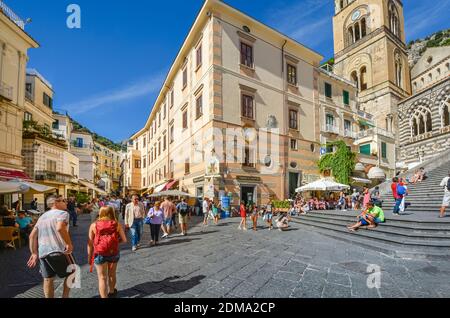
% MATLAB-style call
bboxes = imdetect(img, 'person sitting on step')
[347,201,385,232]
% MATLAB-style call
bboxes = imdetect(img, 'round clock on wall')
[352,10,361,21]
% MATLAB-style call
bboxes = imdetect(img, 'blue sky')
[9,0,450,143]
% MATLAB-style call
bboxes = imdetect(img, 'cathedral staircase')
[292,149,450,260]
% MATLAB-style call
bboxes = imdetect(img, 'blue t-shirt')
[16,216,32,229]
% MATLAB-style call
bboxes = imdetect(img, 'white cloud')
[266,0,331,49]
[64,73,165,115]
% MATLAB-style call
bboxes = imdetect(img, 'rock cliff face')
[407,29,450,67]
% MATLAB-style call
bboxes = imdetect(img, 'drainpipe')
[281,40,288,200]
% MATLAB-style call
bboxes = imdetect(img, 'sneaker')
[161,233,168,238]
[132,246,137,252]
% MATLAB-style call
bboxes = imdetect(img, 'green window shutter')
[382,142,387,159]
[325,83,332,98]
[343,90,349,105]
[360,144,371,155]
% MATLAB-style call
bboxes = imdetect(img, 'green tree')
[318,141,356,185]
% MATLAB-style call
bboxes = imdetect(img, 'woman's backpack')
[94,220,119,257]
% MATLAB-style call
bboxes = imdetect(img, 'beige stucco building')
[130,0,327,205]
[0,2,38,179]
[21,70,80,208]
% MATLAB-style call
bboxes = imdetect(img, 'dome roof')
[368,167,386,179]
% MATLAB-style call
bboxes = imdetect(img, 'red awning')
[0,169,31,181]
[164,179,179,191]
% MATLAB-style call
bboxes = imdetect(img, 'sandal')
[108,289,118,298]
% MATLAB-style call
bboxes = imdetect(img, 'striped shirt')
[35,209,70,258]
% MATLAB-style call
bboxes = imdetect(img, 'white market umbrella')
[0,180,30,194]
[149,190,193,198]
[296,178,350,193]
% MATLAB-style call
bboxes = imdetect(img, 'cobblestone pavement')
[3,214,450,298]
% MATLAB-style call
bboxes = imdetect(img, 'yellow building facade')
[0,2,38,178]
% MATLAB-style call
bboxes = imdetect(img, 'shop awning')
[358,120,376,128]
[154,182,169,193]
[0,169,31,181]
[164,179,179,191]
[141,187,154,196]
[78,179,108,195]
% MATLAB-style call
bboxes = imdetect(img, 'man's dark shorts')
[39,253,76,279]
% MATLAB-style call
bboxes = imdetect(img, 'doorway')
[241,186,255,205]
[196,186,204,198]
[289,172,300,199]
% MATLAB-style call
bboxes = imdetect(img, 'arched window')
[340,0,344,10]
[361,18,367,37]
[355,23,360,42]
[348,27,354,45]
[412,119,418,136]
[428,73,433,82]
[426,112,432,132]
[418,116,425,135]
[437,68,441,77]
[447,63,450,71]
[389,2,400,37]
[351,71,359,89]
[444,105,450,127]
[360,67,367,91]
[413,82,417,92]
[394,52,402,88]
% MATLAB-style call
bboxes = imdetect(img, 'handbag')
[144,216,152,225]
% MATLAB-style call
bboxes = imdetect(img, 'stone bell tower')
[332,0,411,134]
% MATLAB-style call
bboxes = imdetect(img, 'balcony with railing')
[343,129,357,139]
[0,0,25,30]
[0,81,13,101]
[35,170,73,184]
[322,124,340,135]
[357,127,395,140]
[357,109,374,121]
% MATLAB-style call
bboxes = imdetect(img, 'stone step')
[295,215,450,239]
[292,218,450,249]
[295,225,450,260]
[297,211,450,227]
[295,213,450,233]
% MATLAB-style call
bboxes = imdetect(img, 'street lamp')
[22,141,41,154]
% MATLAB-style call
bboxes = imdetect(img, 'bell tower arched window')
[360,67,367,91]
[351,71,359,89]
[361,18,367,37]
[389,2,401,38]
[394,52,403,89]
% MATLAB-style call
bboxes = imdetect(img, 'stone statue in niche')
[267,115,278,129]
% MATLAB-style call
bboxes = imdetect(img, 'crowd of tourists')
[16,168,450,298]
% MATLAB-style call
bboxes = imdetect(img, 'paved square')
[3,214,450,298]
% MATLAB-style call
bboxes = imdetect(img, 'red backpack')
[94,220,119,257]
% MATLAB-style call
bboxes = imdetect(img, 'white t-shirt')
[202,200,209,213]
[440,177,450,194]
[35,209,70,258]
